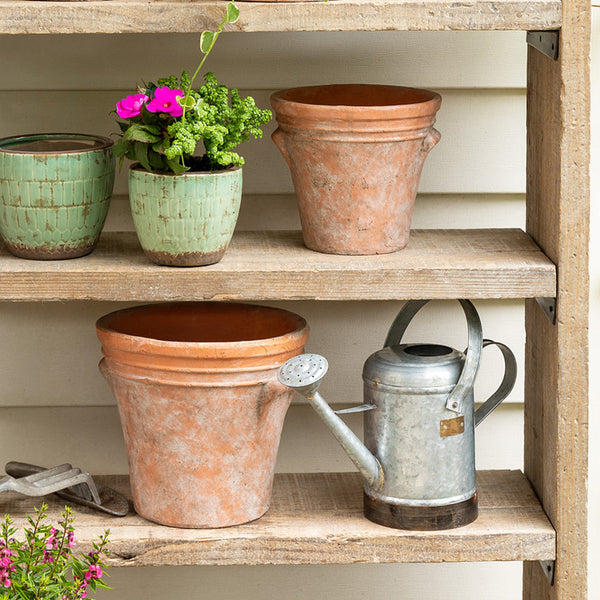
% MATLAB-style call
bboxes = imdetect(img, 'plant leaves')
[165,158,190,175]
[134,141,152,171]
[111,137,131,158]
[179,95,196,110]
[125,123,161,144]
[200,30,215,54]
[226,2,240,24]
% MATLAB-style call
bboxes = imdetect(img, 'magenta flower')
[116,93,149,119]
[84,564,103,580]
[146,86,184,117]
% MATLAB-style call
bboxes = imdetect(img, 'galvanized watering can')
[278,300,517,530]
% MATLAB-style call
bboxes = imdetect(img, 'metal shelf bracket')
[527,31,559,60]
[539,559,555,585]
[536,297,556,324]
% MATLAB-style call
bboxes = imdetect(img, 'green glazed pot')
[0,133,115,260]
[129,164,242,267]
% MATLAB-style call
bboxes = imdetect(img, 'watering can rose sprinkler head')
[277,354,385,491]
[277,353,328,397]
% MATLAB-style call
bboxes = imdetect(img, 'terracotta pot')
[271,84,442,255]
[128,165,242,267]
[0,133,115,260]
[96,302,308,528]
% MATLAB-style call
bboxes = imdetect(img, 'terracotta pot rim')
[271,84,441,115]
[96,302,308,351]
[129,163,242,178]
[0,133,114,154]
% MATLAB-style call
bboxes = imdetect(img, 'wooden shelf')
[0,471,556,567]
[0,229,556,302]
[0,0,561,34]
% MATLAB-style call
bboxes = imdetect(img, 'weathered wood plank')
[0,0,561,34]
[523,0,590,596]
[0,471,555,567]
[0,229,555,301]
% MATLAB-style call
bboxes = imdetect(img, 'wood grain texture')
[523,0,591,595]
[0,471,555,567]
[0,0,561,34]
[0,229,555,301]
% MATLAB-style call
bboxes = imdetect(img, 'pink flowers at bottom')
[116,93,149,119]
[146,86,184,117]
[84,564,103,581]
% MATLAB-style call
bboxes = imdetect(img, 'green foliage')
[113,72,272,173]
[112,1,271,174]
[0,504,110,600]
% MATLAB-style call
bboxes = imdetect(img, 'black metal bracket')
[535,297,556,324]
[527,31,559,60]
[539,559,555,585]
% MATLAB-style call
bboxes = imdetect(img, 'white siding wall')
[0,19,591,598]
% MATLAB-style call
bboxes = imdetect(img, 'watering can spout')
[278,354,384,490]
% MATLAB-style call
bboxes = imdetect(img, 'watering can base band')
[364,490,478,531]
[366,486,477,507]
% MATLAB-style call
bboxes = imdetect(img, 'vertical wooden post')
[524,0,590,596]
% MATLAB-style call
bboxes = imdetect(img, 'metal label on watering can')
[277,299,517,531]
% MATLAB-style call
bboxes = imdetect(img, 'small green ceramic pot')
[0,133,115,260]
[129,164,242,267]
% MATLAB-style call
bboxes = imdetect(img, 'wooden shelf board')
[0,229,555,302]
[0,0,561,34]
[0,471,555,567]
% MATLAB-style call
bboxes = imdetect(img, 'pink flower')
[116,93,149,119]
[146,86,184,117]
[84,564,103,580]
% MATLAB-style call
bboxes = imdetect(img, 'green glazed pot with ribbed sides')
[128,164,242,267]
[0,133,115,260]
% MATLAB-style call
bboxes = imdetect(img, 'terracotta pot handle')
[271,128,291,164]
[423,128,441,154]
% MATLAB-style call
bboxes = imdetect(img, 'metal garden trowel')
[4,461,129,517]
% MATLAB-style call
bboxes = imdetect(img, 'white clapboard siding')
[0,89,525,195]
[0,300,524,408]
[0,32,525,91]
[0,403,523,475]
[104,193,525,232]
[98,563,522,600]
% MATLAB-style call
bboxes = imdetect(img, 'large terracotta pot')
[0,133,114,260]
[96,302,309,528]
[271,84,442,255]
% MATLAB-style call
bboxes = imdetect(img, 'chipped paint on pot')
[271,84,442,255]
[128,165,242,267]
[96,302,309,528]
[0,133,115,260]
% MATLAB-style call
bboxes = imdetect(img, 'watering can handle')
[384,300,483,414]
[474,340,518,427]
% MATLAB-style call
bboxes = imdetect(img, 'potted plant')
[0,504,110,599]
[112,2,272,267]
